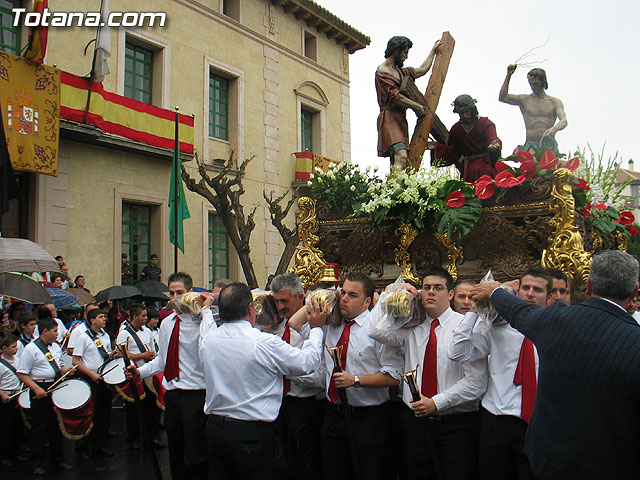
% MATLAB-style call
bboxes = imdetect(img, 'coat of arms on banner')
[7,87,39,137]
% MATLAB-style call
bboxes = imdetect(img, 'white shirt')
[116,323,153,368]
[447,312,539,417]
[17,333,33,358]
[72,328,113,372]
[370,303,487,414]
[0,356,22,393]
[138,309,217,391]
[17,341,64,382]
[633,310,640,325]
[66,322,88,350]
[201,319,324,421]
[146,327,160,353]
[323,309,403,408]
[271,321,324,399]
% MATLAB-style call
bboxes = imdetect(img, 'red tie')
[282,321,291,396]
[513,337,537,423]
[328,320,355,403]
[420,318,439,398]
[165,316,181,382]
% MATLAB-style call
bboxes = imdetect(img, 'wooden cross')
[408,32,455,171]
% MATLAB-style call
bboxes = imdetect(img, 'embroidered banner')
[60,72,194,154]
[0,51,60,177]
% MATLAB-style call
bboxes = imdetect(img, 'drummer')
[16,317,74,476]
[16,313,37,357]
[72,310,114,459]
[65,303,100,356]
[0,334,24,467]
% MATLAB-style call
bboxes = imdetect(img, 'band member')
[17,317,74,476]
[65,303,100,356]
[321,272,403,480]
[448,267,552,480]
[72,309,114,459]
[0,334,23,467]
[116,303,157,449]
[36,303,68,344]
[128,272,212,480]
[16,313,37,357]
[201,282,325,479]
[370,267,488,480]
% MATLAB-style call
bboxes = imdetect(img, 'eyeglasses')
[422,284,448,292]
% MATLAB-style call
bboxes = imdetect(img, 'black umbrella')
[0,272,52,304]
[135,280,169,300]
[95,285,142,302]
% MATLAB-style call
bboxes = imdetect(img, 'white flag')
[93,0,111,82]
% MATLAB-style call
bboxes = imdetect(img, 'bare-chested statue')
[376,36,440,169]
[499,64,567,154]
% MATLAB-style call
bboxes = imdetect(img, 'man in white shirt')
[17,317,73,476]
[201,281,325,479]
[72,309,114,459]
[269,273,325,480]
[448,267,552,480]
[36,303,68,344]
[127,272,211,480]
[65,303,100,356]
[322,272,403,480]
[370,267,488,480]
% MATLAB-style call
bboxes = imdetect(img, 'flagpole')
[83,0,104,123]
[174,108,179,274]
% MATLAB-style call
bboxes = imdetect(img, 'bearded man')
[434,94,501,182]
[376,36,440,169]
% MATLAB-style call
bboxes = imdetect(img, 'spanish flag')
[24,0,48,64]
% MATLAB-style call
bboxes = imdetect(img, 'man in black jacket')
[472,250,640,480]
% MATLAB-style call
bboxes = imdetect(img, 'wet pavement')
[5,404,171,480]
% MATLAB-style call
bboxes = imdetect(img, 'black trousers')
[164,389,208,480]
[279,395,325,480]
[320,401,391,480]
[400,406,481,480]
[30,382,65,467]
[124,382,157,442]
[207,414,278,480]
[0,397,24,460]
[479,409,538,480]
[87,380,113,450]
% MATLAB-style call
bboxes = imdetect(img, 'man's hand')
[333,371,356,389]
[125,364,140,380]
[33,386,47,399]
[507,64,517,75]
[307,300,331,328]
[201,292,215,309]
[411,395,437,417]
[488,139,501,151]
[61,366,75,377]
[430,40,442,54]
[541,127,555,140]
[0,392,10,404]
[143,350,156,360]
[413,104,426,118]
[471,281,501,302]
[89,372,102,383]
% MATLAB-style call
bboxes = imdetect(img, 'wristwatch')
[353,375,361,388]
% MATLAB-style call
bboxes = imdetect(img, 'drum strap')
[0,358,20,380]
[125,324,148,355]
[85,329,109,360]
[19,334,32,347]
[34,339,62,380]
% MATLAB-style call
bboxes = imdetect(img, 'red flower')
[509,175,527,187]
[495,161,509,173]
[583,202,592,218]
[475,180,495,199]
[520,160,537,179]
[472,174,494,186]
[539,149,559,170]
[517,151,534,164]
[445,191,465,208]
[593,201,608,210]
[617,211,635,225]
[573,178,590,190]
[495,171,525,188]
[563,157,580,171]
[626,224,638,237]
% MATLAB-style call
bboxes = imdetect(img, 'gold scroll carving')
[434,232,463,282]
[541,168,591,288]
[290,197,328,289]
[394,222,420,285]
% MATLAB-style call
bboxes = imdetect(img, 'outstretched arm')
[499,64,522,105]
[414,40,441,78]
[542,99,568,139]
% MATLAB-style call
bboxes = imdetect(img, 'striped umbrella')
[45,287,79,309]
[0,238,61,274]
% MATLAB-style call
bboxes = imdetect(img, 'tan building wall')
[21,0,367,291]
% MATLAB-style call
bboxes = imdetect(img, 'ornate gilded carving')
[484,201,550,213]
[590,229,603,253]
[434,233,463,282]
[394,222,420,284]
[615,231,628,252]
[541,168,591,288]
[290,197,327,288]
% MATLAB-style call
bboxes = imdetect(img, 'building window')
[209,73,229,141]
[631,183,639,208]
[124,42,153,104]
[122,203,151,281]
[301,109,314,152]
[303,31,317,62]
[0,0,21,55]
[222,0,239,21]
[208,214,229,288]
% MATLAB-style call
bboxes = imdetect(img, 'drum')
[62,351,74,369]
[17,389,30,409]
[51,379,93,439]
[101,357,126,385]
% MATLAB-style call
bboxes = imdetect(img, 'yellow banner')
[0,51,60,176]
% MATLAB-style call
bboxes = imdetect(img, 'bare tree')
[264,188,299,287]
[181,152,259,287]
